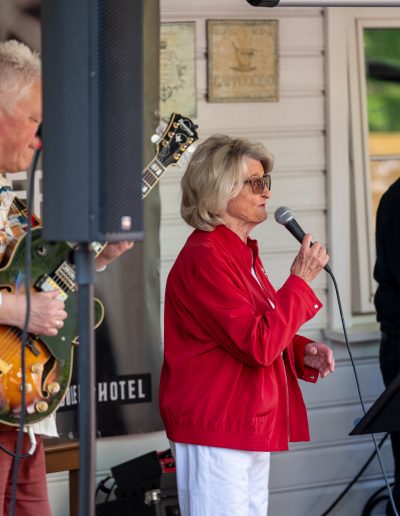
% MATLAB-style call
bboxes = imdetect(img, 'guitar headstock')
[154,113,199,168]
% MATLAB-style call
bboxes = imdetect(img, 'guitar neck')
[43,242,105,297]
[142,157,167,198]
[49,113,198,275]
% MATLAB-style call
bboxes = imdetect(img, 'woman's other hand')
[304,342,335,378]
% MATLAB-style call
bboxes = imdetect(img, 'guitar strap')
[0,196,41,265]
[10,196,41,228]
[8,195,104,258]
[0,173,40,265]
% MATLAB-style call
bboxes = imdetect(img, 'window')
[365,29,400,230]
[350,19,400,314]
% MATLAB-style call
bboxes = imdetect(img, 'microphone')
[274,206,331,274]
[246,0,280,5]
[246,1,400,6]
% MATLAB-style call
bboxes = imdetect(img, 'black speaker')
[111,451,162,497]
[96,451,180,516]
[96,495,180,516]
[96,494,154,516]
[41,0,149,242]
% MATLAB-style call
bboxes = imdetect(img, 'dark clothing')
[374,178,400,332]
[374,178,400,515]
[380,331,400,515]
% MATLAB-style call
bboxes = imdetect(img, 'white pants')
[170,442,270,516]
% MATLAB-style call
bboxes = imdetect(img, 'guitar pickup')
[26,338,40,357]
[35,275,68,302]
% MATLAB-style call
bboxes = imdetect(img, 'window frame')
[326,7,400,327]
[350,17,400,314]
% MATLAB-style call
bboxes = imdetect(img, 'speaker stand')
[75,244,97,516]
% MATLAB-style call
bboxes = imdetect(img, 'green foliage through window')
[364,29,400,133]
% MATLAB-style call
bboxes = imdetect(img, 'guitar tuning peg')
[173,144,197,169]
[150,133,161,144]
[155,120,168,136]
[186,142,197,153]
[174,152,190,169]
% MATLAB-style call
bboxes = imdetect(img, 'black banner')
[56,215,164,440]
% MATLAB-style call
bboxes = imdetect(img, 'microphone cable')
[274,206,397,515]
[361,482,395,516]
[7,141,41,516]
[320,269,398,516]
[320,431,389,515]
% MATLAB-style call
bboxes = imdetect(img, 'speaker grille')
[42,0,146,242]
[98,0,144,240]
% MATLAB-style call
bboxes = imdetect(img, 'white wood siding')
[160,1,328,338]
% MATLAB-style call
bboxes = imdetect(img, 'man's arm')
[0,290,67,335]
[95,241,134,271]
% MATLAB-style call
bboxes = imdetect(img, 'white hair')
[181,135,274,231]
[0,40,41,113]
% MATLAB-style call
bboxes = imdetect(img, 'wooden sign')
[207,20,279,102]
[160,22,197,117]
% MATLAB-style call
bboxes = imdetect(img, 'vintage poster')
[207,20,279,102]
[160,22,197,118]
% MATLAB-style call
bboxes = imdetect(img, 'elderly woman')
[159,135,335,516]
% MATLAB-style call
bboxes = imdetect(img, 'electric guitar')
[0,113,198,426]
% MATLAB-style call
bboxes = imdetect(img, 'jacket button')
[309,375,315,380]
[314,304,319,309]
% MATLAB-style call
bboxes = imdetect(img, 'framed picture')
[207,20,279,102]
[160,22,197,118]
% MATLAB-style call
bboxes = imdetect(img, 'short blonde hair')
[0,40,41,113]
[181,134,274,231]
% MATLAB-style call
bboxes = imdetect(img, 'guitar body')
[0,227,104,426]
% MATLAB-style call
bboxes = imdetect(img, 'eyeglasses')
[244,174,271,194]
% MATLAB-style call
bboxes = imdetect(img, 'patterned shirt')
[0,175,28,265]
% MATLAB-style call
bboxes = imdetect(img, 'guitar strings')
[0,263,74,414]
[1,328,25,361]
[1,266,71,365]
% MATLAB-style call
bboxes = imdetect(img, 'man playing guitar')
[0,40,133,516]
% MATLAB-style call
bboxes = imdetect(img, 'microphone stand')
[75,244,96,516]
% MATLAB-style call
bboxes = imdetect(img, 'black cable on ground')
[320,270,398,516]
[8,143,41,516]
[361,484,394,516]
[320,432,389,516]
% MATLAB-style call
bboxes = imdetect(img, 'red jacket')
[159,225,322,452]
